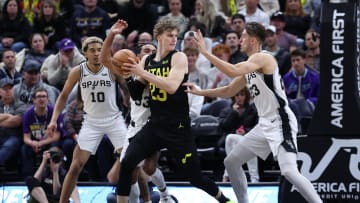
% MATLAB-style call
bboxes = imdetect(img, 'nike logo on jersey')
[101,73,107,76]
[84,74,89,77]
[271,119,276,123]
[181,153,192,164]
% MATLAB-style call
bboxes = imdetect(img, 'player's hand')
[182,82,202,95]
[110,19,128,34]
[194,29,208,54]
[46,122,57,137]
[122,57,142,76]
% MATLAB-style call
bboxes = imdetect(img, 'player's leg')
[224,142,256,203]
[143,152,174,202]
[277,146,322,203]
[117,124,158,203]
[60,120,105,203]
[59,145,91,203]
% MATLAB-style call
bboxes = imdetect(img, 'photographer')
[25,146,80,203]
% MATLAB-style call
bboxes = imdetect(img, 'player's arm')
[126,52,188,94]
[100,19,128,73]
[47,67,80,135]
[184,76,246,98]
[115,75,130,107]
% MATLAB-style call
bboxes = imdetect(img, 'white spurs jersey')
[79,62,120,118]
[245,66,289,118]
[127,87,150,138]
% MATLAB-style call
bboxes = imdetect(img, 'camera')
[188,31,197,38]
[49,151,62,163]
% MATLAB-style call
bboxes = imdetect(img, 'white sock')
[151,168,166,191]
[129,182,140,203]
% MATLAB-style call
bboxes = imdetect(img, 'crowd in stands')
[0,0,321,183]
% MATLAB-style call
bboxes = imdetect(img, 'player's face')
[139,44,156,59]
[158,30,178,51]
[84,43,102,66]
[239,30,255,54]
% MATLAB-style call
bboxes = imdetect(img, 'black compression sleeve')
[126,77,146,101]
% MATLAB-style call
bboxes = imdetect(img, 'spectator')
[303,0,321,33]
[117,0,158,37]
[15,33,52,72]
[137,32,153,47]
[263,25,291,76]
[209,44,232,89]
[270,10,298,52]
[110,34,127,55]
[184,47,208,90]
[70,0,111,46]
[230,13,246,37]
[223,31,247,64]
[218,87,259,183]
[304,29,320,72]
[283,48,320,105]
[0,0,32,53]
[33,0,68,52]
[194,0,227,41]
[236,0,280,16]
[238,0,270,27]
[25,146,80,203]
[0,78,22,167]
[283,0,311,40]
[14,59,59,112]
[0,49,22,84]
[21,88,64,178]
[97,0,120,23]
[181,30,211,73]
[159,0,189,36]
[41,38,85,90]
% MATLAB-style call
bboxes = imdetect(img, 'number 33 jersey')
[79,62,120,118]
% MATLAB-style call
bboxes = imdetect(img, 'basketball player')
[100,20,172,203]
[107,19,233,203]
[183,22,322,203]
[46,36,128,203]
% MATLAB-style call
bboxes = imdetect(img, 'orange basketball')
[112,49,137,76]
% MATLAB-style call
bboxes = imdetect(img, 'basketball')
[112,49,137,76]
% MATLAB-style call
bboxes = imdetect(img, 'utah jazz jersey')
[79,62,120,118]
[245,65,289,118]
[145,50,189,121]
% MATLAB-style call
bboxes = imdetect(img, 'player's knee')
[69,159,86,174]
[142,163,155,175]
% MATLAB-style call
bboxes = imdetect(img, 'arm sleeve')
[126,77,146,101]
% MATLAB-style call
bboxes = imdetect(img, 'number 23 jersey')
[245,66,289,118]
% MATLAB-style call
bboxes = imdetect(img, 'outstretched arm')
[183,76,246,98]
[124,52,188,94]
[100,19,128,73]
[194,30,269,77]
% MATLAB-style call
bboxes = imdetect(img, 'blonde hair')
[82,36,103,52]
[153,19,180,39]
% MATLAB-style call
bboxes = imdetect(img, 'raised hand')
[194,29,208,54]
[110,19,128,34]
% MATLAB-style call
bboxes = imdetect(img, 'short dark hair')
[231,13,246,23]
[290,48,306,58]
[245,22,266,44]
[32,87,48,99]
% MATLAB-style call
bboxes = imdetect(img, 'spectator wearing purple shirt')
[21,88,65,178]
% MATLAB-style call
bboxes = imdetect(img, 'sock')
[144,201,152,203]
[151,168,166,192]
[129,182,140,203]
